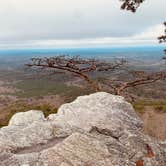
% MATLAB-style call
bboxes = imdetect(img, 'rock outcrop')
[0,92,165,166]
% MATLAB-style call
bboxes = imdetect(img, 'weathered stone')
[48,92,143,132]
[9,110,45,126]
[0,92,165,166]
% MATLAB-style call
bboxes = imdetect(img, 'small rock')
[9,110,45,126]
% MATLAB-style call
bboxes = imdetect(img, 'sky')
[0,0,166,49]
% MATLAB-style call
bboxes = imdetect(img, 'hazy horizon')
[0,46,165,66]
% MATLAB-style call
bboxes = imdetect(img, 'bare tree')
[26,55,126,92]
[101,70,166,97]
[26,1,166,97]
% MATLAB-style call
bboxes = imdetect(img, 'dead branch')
[158,22,166,59]
[120,0,145,12]
[26,55,126,92]
[101,71,166,96]
[158,22,166,43]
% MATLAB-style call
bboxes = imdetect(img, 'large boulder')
[0,92,165,166]
[48,92,143,132]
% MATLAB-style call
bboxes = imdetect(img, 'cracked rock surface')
[0,92,165,166]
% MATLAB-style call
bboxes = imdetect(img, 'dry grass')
[0,102,58,127]
[132,99,166,113]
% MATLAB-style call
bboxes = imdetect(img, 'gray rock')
[38,132,114,166]
[49,92,143,132]
[0,92,165,166]
[9,110,45,126]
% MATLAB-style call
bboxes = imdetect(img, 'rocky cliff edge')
[0,92,165,166]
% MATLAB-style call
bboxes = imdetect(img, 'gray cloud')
[0,0,165,47]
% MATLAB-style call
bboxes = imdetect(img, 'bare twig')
[158,22,166,43]
[120,0,145,12]
[101,71,166,96]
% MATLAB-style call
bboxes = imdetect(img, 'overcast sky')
[0,0,166,49]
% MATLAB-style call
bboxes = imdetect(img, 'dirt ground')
[0,80,17,94]
[139,106,166,140]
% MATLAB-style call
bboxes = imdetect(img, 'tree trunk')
[79,73,101,92]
